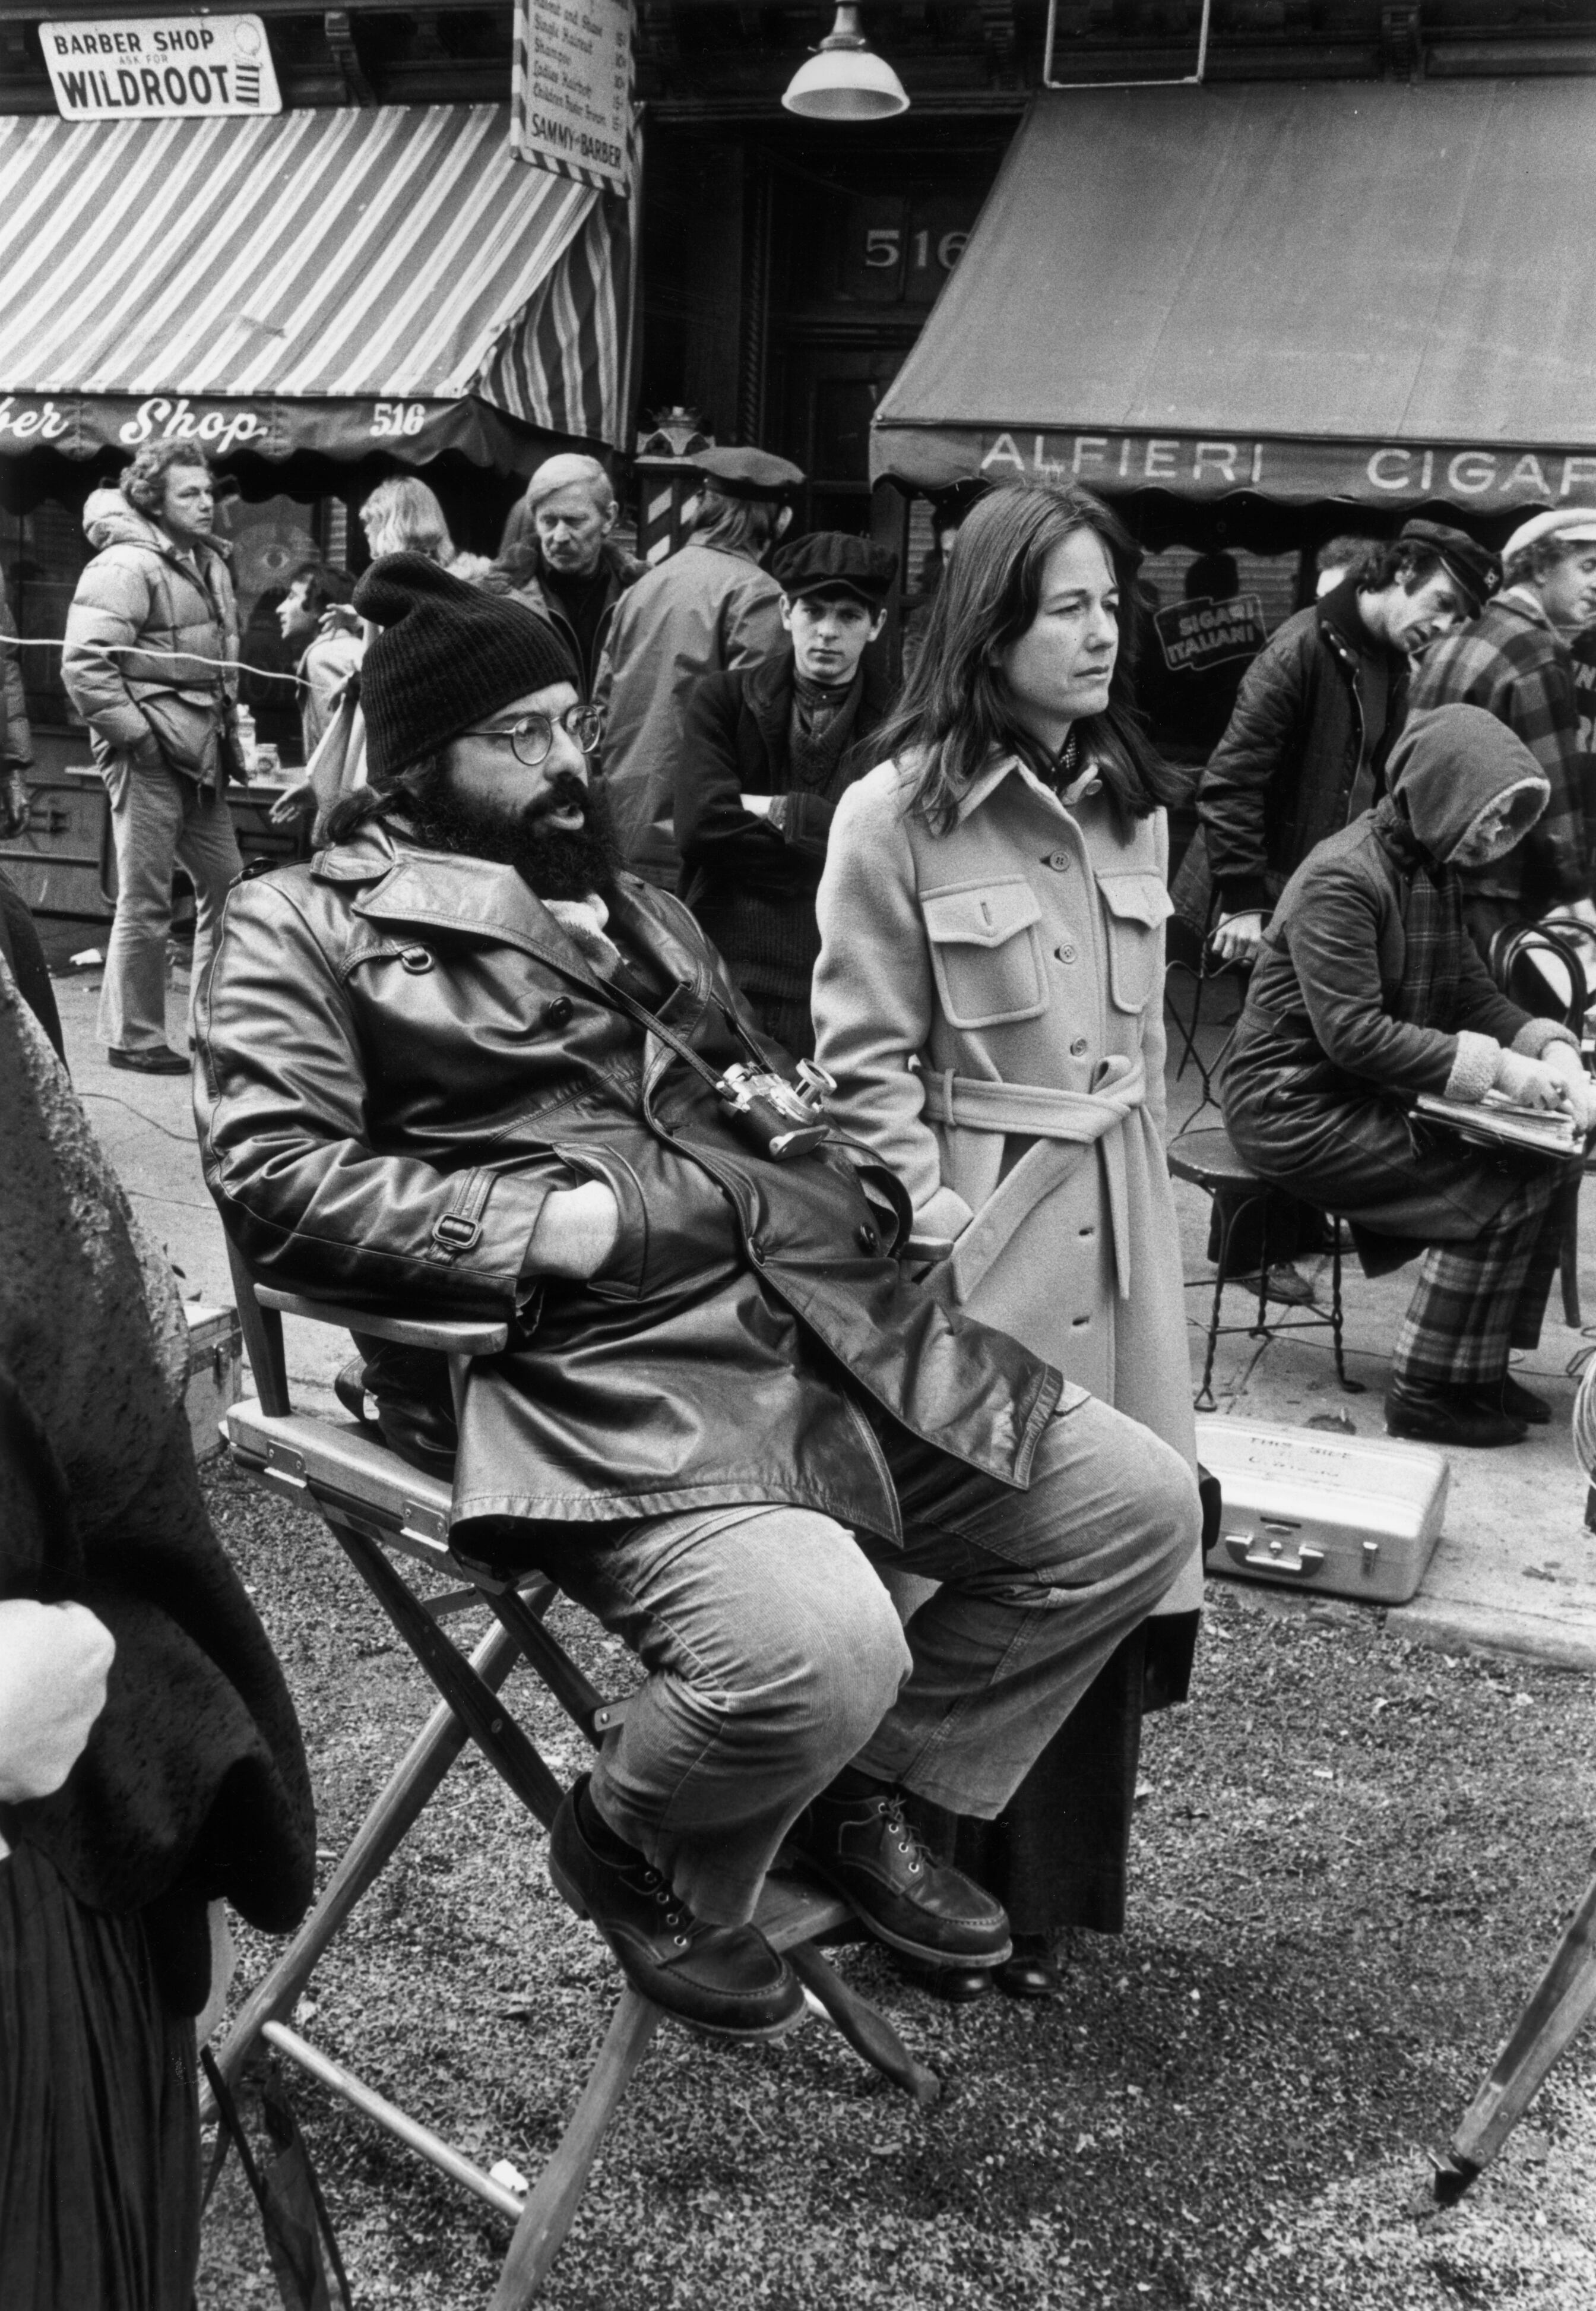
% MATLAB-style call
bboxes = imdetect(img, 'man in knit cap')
[197,554,1196,2046]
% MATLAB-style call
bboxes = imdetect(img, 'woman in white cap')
[1411,505,1596,959]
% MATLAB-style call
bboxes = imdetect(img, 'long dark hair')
[879,483,1182,836]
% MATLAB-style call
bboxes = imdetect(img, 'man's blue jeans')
[546,1393,1199,1924]
[99,757,241,1056]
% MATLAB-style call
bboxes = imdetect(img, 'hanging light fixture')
[781,5,910,121]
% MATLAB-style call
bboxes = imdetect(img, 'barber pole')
[634,456,703,566]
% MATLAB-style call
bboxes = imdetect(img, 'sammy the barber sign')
[42,15,282,118]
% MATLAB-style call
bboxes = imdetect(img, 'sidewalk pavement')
[53,953,1596,1673]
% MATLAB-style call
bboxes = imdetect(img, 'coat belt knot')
[920,1057,1147,1301]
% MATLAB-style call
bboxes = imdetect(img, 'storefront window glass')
[1,502,89,732]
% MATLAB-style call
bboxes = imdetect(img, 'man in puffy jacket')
[1199,519,1497,965]
[195,556,1197,2045]
[63,442,243,1074]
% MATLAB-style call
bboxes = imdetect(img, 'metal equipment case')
[1196,1417,1449,1605]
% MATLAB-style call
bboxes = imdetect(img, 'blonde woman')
[813,482,1205,1998]
[271,478,473,827]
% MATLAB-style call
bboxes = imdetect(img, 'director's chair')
[207,1242,939,2309]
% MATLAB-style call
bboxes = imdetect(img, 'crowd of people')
[6,435,1596,2303]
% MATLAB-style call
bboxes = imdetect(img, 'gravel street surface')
[197,1461,1596,2310]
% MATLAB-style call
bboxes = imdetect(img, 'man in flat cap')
[675,532,898,1057]
[1411,506,1596,956]
[594,447,805,891]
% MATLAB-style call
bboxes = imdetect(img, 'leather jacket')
[194,823,1064,1547]
[1198,576,1407,918]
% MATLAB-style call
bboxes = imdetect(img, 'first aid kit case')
[1196,1416,1449,1605]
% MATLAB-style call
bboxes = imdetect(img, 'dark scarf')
[788,667,864,795]
[542,560,613,686]
[1371,795,1461,1030]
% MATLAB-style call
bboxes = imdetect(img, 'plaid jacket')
[1408,595,1589,909]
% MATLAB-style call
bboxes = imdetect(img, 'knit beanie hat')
[354,551,578,785]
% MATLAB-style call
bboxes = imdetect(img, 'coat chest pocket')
[1097,870,1173,1014]
[920,880,1047,1030]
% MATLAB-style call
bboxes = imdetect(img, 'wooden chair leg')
[1434,1863,1596,2202]
[330,1516,566,1828]
[488,1990,662,2309]
[203,1616,524,2113]
[785,1942,940,2103]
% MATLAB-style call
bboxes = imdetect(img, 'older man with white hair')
[484,453,644,698]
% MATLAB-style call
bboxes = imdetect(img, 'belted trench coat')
[194,822,1065,1548]
[814,751,1204,1618]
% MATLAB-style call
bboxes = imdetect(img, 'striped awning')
[0,103,635,467]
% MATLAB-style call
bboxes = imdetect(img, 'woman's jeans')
[99,758,241,1056]
[543,1394,1199,1924]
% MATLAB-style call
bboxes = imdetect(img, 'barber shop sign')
[40,15,282,119]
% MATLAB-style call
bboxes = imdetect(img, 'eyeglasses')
[456,704,603,766]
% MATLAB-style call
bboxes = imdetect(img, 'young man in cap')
[1410,506,1596,956]
[1201,518,1497,968]
[196,554,1196,2046]
[594,446,805,892]
[676,531,898,1057]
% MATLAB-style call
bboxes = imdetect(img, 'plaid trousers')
[1392,1166,1575,1388]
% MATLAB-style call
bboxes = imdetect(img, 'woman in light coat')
[813,481,1205,1997]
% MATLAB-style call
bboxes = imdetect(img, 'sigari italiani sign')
[41,15,281,119]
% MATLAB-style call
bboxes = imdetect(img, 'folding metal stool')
[207,1245,939,2309]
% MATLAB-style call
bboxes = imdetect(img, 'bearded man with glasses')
[195,554,1196,2044]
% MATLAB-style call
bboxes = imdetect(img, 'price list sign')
[512,0,632,198]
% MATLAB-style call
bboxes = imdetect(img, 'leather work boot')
[547,1778,804,2040]
[1385,1379,1527,1449]
[1472,1373,1551,1427]
[787,1775,1012,1968]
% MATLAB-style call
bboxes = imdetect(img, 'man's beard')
[406,764,621,902]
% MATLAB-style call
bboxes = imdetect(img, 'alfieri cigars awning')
[872,80,1596,514]
[0,101,635,467]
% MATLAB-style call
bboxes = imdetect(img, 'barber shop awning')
[873,81,1596,514]
[0,102,635,467]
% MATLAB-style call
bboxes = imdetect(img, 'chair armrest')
[255,1288,509,1357]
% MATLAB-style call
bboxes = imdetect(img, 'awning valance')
[872,82,1596,514]
[0,102,635,467]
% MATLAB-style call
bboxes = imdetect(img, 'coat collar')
[1497,586,1559,637]
[952,748,1103,827]
[324,826,707,1009]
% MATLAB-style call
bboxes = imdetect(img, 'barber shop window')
[225,492,322,763]
[1,502,88,732]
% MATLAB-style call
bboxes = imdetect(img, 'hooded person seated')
[674,531,898,1058]
[1223,702,1596,1450]
[195,553,1198,2044]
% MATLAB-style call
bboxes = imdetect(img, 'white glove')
[1540,1038,1596,1133]
[0,1600,115,1804]
[1209,911,1264,965]
[1493,1050,1569,1111]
